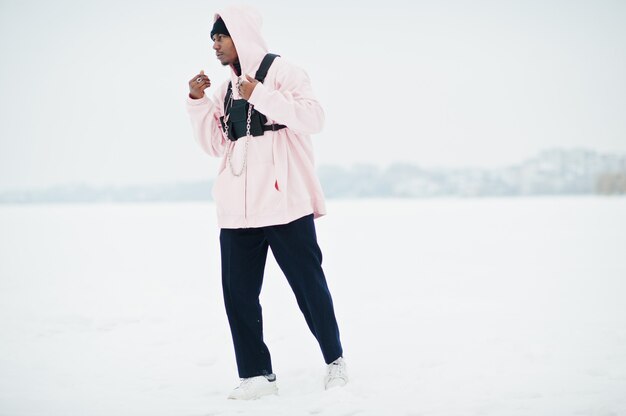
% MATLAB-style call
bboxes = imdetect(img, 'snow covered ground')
[1,197,625,416]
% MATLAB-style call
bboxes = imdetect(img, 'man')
[185,5,348,400]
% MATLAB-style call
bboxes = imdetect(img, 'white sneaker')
[324,357,348,389]
[227,374,278,400]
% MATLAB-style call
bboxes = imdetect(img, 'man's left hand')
[238,75,259,100]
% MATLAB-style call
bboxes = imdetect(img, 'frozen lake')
[1,197,625,416]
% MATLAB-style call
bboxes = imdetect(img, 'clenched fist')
[238,74,259,101]
[188,70,211,99]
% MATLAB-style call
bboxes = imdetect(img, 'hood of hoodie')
[214,5,268,83]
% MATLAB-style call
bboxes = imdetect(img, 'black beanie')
[211,17,230,40]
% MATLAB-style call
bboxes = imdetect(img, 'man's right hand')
[188,70,211,99]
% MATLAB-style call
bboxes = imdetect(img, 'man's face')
[212,34,238,66]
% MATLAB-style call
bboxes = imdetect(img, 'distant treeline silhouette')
[1,148,625,203]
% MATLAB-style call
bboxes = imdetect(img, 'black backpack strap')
[223,81,232,113]
[262,123,287,132]
[254,53,280,83]
[254,53,287,132]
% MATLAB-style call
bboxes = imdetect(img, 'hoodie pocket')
[212,167,245,217]
[245,162,284,217]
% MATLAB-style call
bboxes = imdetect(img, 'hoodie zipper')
[243,106,252,228]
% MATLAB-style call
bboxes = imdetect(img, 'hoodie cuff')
[186,94,210,106]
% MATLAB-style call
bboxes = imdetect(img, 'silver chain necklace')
[222,80,253,177]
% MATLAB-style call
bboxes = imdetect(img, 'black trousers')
[219,213,343,378]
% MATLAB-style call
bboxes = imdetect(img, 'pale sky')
[1,0,625,190]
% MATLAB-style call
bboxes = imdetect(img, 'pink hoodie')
[186,5,327,229]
